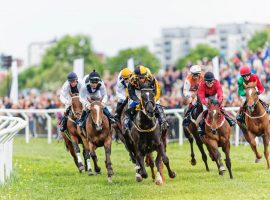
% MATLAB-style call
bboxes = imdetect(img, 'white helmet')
[190,65,201,74]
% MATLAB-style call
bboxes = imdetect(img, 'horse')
[183,97,209,171]
[112,98,136,163]
[61,93,87,173]
[237,81,270,168]
[78,100,114,182]
[202,99,233,179]
[131,88,176,185]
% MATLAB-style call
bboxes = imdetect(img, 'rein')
[132,120,158,133]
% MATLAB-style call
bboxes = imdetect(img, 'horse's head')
[243,81,259,112]
[70,93,82,120]
[140,88,156,118]
[90,101,104,132]
[207,98,222,134]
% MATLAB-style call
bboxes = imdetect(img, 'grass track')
[1,137,270,200]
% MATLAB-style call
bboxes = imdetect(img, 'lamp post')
[27,38,57,66]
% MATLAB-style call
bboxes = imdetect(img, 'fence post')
[174,112,183,146]
[20,113,30,143]
[44,113,52,144]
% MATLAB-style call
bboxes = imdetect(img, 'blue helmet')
[67,72,78,81]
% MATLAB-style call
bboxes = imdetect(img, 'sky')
[1,0,270,65]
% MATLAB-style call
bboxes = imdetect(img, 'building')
[154,22,266,68]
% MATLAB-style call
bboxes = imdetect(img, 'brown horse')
[237,81,270,168]
[79,101,114,182]
[62,93,87,172]
[202,100,233,179]
[183,98,209,171]
[131,88,176,185]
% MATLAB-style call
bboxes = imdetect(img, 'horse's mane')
[243,81,257,89]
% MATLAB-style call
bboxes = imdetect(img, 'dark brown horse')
[202,99,233,179]
[62,94,87,172]
[79,101,114,182]
[237,81,270,168]
[183,98,209,171]
[131,88,176,185]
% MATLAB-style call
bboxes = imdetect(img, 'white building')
[154,22,267,68]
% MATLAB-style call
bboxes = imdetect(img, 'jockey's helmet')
[89,70,101,83]
[121,68,132,79]
[67,72,78,81]
[134,65,148,78]
[240,66,251,76]
[204,72,215,81]
[190,65,201,75]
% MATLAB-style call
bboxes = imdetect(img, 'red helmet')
[240,66,251,76]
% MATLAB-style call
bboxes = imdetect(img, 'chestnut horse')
[62,93,87,172]
[237,81,270,168]
[183,98,209,171]
[202,99,233,179]
[79,101,114,182]
[131,88,176,185]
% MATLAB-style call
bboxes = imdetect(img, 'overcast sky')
[1,0,270,63]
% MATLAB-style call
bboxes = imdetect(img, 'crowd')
[1,46,270,111]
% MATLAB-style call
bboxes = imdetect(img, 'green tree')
[19,34,103,90]
[176,44,219,70]
[107,47,160,73]
[248,29,270,52]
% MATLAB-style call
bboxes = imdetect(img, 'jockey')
[236,66,270,124]
[126,65,169,131]
[77,70,116,127]
[114,67,132,121]
[196,72,236,136]
[59,72,83,132]
[182,65,204,128]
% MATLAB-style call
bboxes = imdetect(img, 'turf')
[0,137,269,200]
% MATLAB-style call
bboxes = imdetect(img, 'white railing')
[0,107,241,146]
[0,116,27,184]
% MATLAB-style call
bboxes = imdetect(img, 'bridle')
[68,95,82,123]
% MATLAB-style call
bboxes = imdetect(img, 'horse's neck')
[193,104,202,119]
[248,101,265,116]
[138,110,155,127]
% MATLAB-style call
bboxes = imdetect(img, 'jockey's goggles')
[242,73,251,78]
[90,78,99,84]
[192,73,200,77]
[205,80,214,84]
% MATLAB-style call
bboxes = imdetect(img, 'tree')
[107,47,160,73]
[19,34,103,90]
[248,29,270,52]
[176,44,219,70]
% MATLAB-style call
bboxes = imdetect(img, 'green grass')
[1,137,270,200]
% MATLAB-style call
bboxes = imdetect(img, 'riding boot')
[236,101,247,125]
[182,104,194,127]
[78,110,88,127]
[125,106,137,122]
[155,104,169,131]
[259,99,270,114]
[221,109,236,127]
[114,100,127,122]
[103,107,116,124]
[60,106,71,132]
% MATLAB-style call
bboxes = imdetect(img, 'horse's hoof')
[107,176,113,183]
[95,171,101,175]
[169,171,177,179]
[135,173,143,182]
[219,166,226,176]
[155,172,163,185]
[78,163,85,173]
[190,159,197,166]
[88,169,94,176]
[255,158,262,163]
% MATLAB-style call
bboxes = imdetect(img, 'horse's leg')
[70,135,84,173]
[222,141,233,179]
[104,137,114,182]
[145,153,155,181]
[194,135,209,171]
[244,131,262,162]
[154,150,164,185]
[158,142,176,179]
[262,133,270,169]
[62,133,80,169]
[185,129,196,165]
[137,151,147,179]
[89,143,101,174]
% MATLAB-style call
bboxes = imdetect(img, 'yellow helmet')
[121,68,132,79]
[134,65,148,78]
